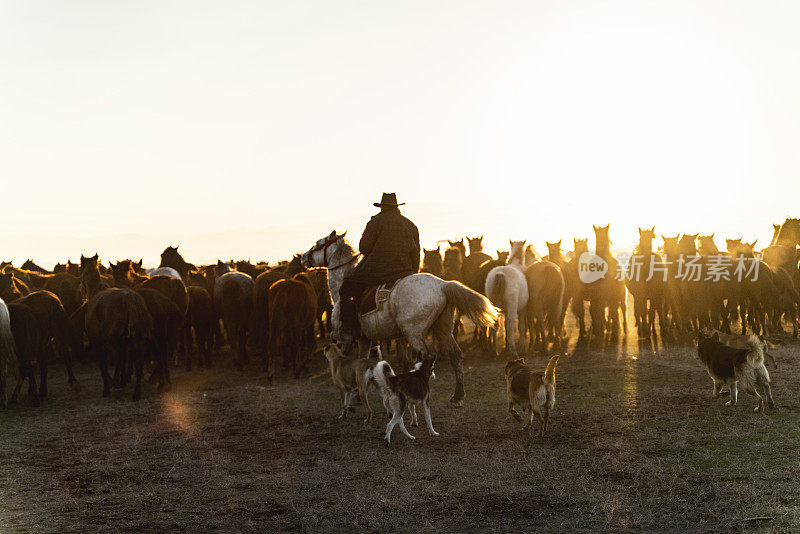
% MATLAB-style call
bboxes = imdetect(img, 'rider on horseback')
[338,193,420,342]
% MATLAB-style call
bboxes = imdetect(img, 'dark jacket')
[351,208,420,285]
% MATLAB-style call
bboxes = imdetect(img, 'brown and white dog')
[701,328,777,369]
[323,344,374,422]
[697,330,775,412]
[369,359,438,445]
[504,355,559,437]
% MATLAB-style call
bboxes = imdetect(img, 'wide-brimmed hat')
[374,192,405,207]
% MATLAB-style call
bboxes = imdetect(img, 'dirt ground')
[2,315,800,533]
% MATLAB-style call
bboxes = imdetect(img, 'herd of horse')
[0,217,798,407]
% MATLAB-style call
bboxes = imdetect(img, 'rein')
[328,254,360,271]
[308,235,360,271]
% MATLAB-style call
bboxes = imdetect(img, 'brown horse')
[266,277,316,381]
[186,285,216,368]
[135,287,182,391]
[421,247,444,277]
[525,260,565,351]
[20,260,49,274]
[79,254,110,299]
[85,288,153,400]
[214,271,254,369]
[763,218,800,276]
[159,246,197,280]
[15,290,81,394]
[0,272,27,301]
[567,238,590,336]
[545,240,580,335]
[583,226,627,336]
[43,273,82,315]
[625,228,666,338]
[110,260,148,288]
[474,250,509,348]
[6,303,44,406]
[463,237,492,292]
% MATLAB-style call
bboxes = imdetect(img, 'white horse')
[302,230,498,406]
[485,240,529,356]
[147,267,182,280]
[0,297,19,407]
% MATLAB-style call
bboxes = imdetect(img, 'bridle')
[306,235,360,271]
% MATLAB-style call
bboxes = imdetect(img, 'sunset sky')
[2,1,799,267]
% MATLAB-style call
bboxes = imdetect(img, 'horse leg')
[431,308,465,407]
[99,346,112,397]
[504,304,518,356]
[133,355,143,401]
[39,344,52,398]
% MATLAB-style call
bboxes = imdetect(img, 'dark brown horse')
[20,260,50,274]
[186,285,216,368]
[6,303,44,406]
[110,260,148,288]
[545,240,580,335]
[525,260,565,350]
[159,246,197,280]
[214,271,254,369]
[135,287,182,391]
[85,288,153,400]
[582,225,627,336]
[266,277,316,381]
[421,247,444,277]
[625,228,666,338]
[474,250,509,348]
[15,290,81,394]
[43,273,82,315]
[463,237,492,292]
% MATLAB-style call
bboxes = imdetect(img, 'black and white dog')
[367,358,438,445]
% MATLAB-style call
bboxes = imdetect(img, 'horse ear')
[92,253,98,261]
[750,239,758,248]
[593,224,598,231]
[340,231,347,239]
[556,239,561,246]
[80,254,86,261]
[329,230,336,238]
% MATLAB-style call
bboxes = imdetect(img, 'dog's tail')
[745,335,765,366]
[544,354,559,387]
[411,359,436,380]
[366,360,395,394]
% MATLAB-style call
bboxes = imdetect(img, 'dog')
[323,343,375,422]
[368,358,438,445]
[504,355,559,437]
[697,330,775,412]
[700,328,777,369]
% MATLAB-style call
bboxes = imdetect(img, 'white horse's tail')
[0,298,20,405]
[487,271,506,308]
[443,280,499,328]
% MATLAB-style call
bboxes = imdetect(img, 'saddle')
[358,277,402,314]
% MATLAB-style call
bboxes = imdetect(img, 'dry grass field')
[2,322,800,533]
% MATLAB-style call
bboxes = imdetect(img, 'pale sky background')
[2,1,799,267]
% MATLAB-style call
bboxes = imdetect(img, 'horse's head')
[698,234,718,255]
[677,234,699,256]
[593,224,611,251]
[776,218,800,246]
[422,247,443,264]
[546,240,562,259]
[573,238,589,255]
[80,253,99,274]
[467,236,483,254]
[726,237,744,256]
[0,272,15,294]
[302,230,346,268]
